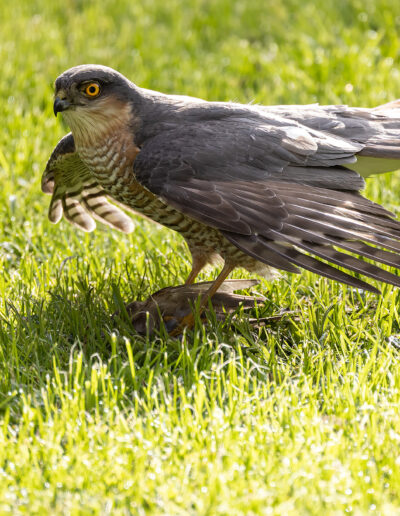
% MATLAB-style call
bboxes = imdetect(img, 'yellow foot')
[169,313,195,337]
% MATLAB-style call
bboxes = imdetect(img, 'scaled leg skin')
[184,254,208,285]
[170,262,234,336]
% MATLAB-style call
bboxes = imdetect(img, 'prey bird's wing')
[135,118,400,293]
[42,133,134,233]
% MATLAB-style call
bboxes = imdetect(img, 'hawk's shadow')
[2,274,297,378]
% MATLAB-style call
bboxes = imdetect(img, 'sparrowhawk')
[43,64,400,328]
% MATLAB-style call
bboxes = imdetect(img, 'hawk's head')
[53,65,136,144]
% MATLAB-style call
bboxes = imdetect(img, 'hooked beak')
[53,97,71,116]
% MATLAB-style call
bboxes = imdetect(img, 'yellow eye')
[84,83,100,97]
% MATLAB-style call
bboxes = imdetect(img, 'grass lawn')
[2,0,400,513]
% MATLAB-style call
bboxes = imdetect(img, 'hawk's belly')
[77,138,274,276]
[78,138,225,244]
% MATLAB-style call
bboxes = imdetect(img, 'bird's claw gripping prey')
[43,64,400,332]
[116,279,265,336]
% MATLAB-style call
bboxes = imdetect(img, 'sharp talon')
[169,313,195,337]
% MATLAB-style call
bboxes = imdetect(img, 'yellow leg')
[170,263,234,336]
[185,265,202,285]
[184,256,208,285]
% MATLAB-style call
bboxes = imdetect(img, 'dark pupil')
[89,86,96,93]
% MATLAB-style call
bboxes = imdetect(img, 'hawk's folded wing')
[42,133,134,233]
[134,119,400,293]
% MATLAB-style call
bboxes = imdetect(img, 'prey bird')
[120,279,265,336]
[43,64,400,331]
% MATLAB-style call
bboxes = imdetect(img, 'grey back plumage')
[133,98,400,293]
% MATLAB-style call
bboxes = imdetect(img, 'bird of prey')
[43,64,400,329]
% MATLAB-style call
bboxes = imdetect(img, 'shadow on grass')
[0,273,298,371]
[0,275,301,423]
[2,271,398,425]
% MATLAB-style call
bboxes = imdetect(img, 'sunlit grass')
[1,0,400,513]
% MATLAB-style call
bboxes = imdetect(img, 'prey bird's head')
[53,64,136,143]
